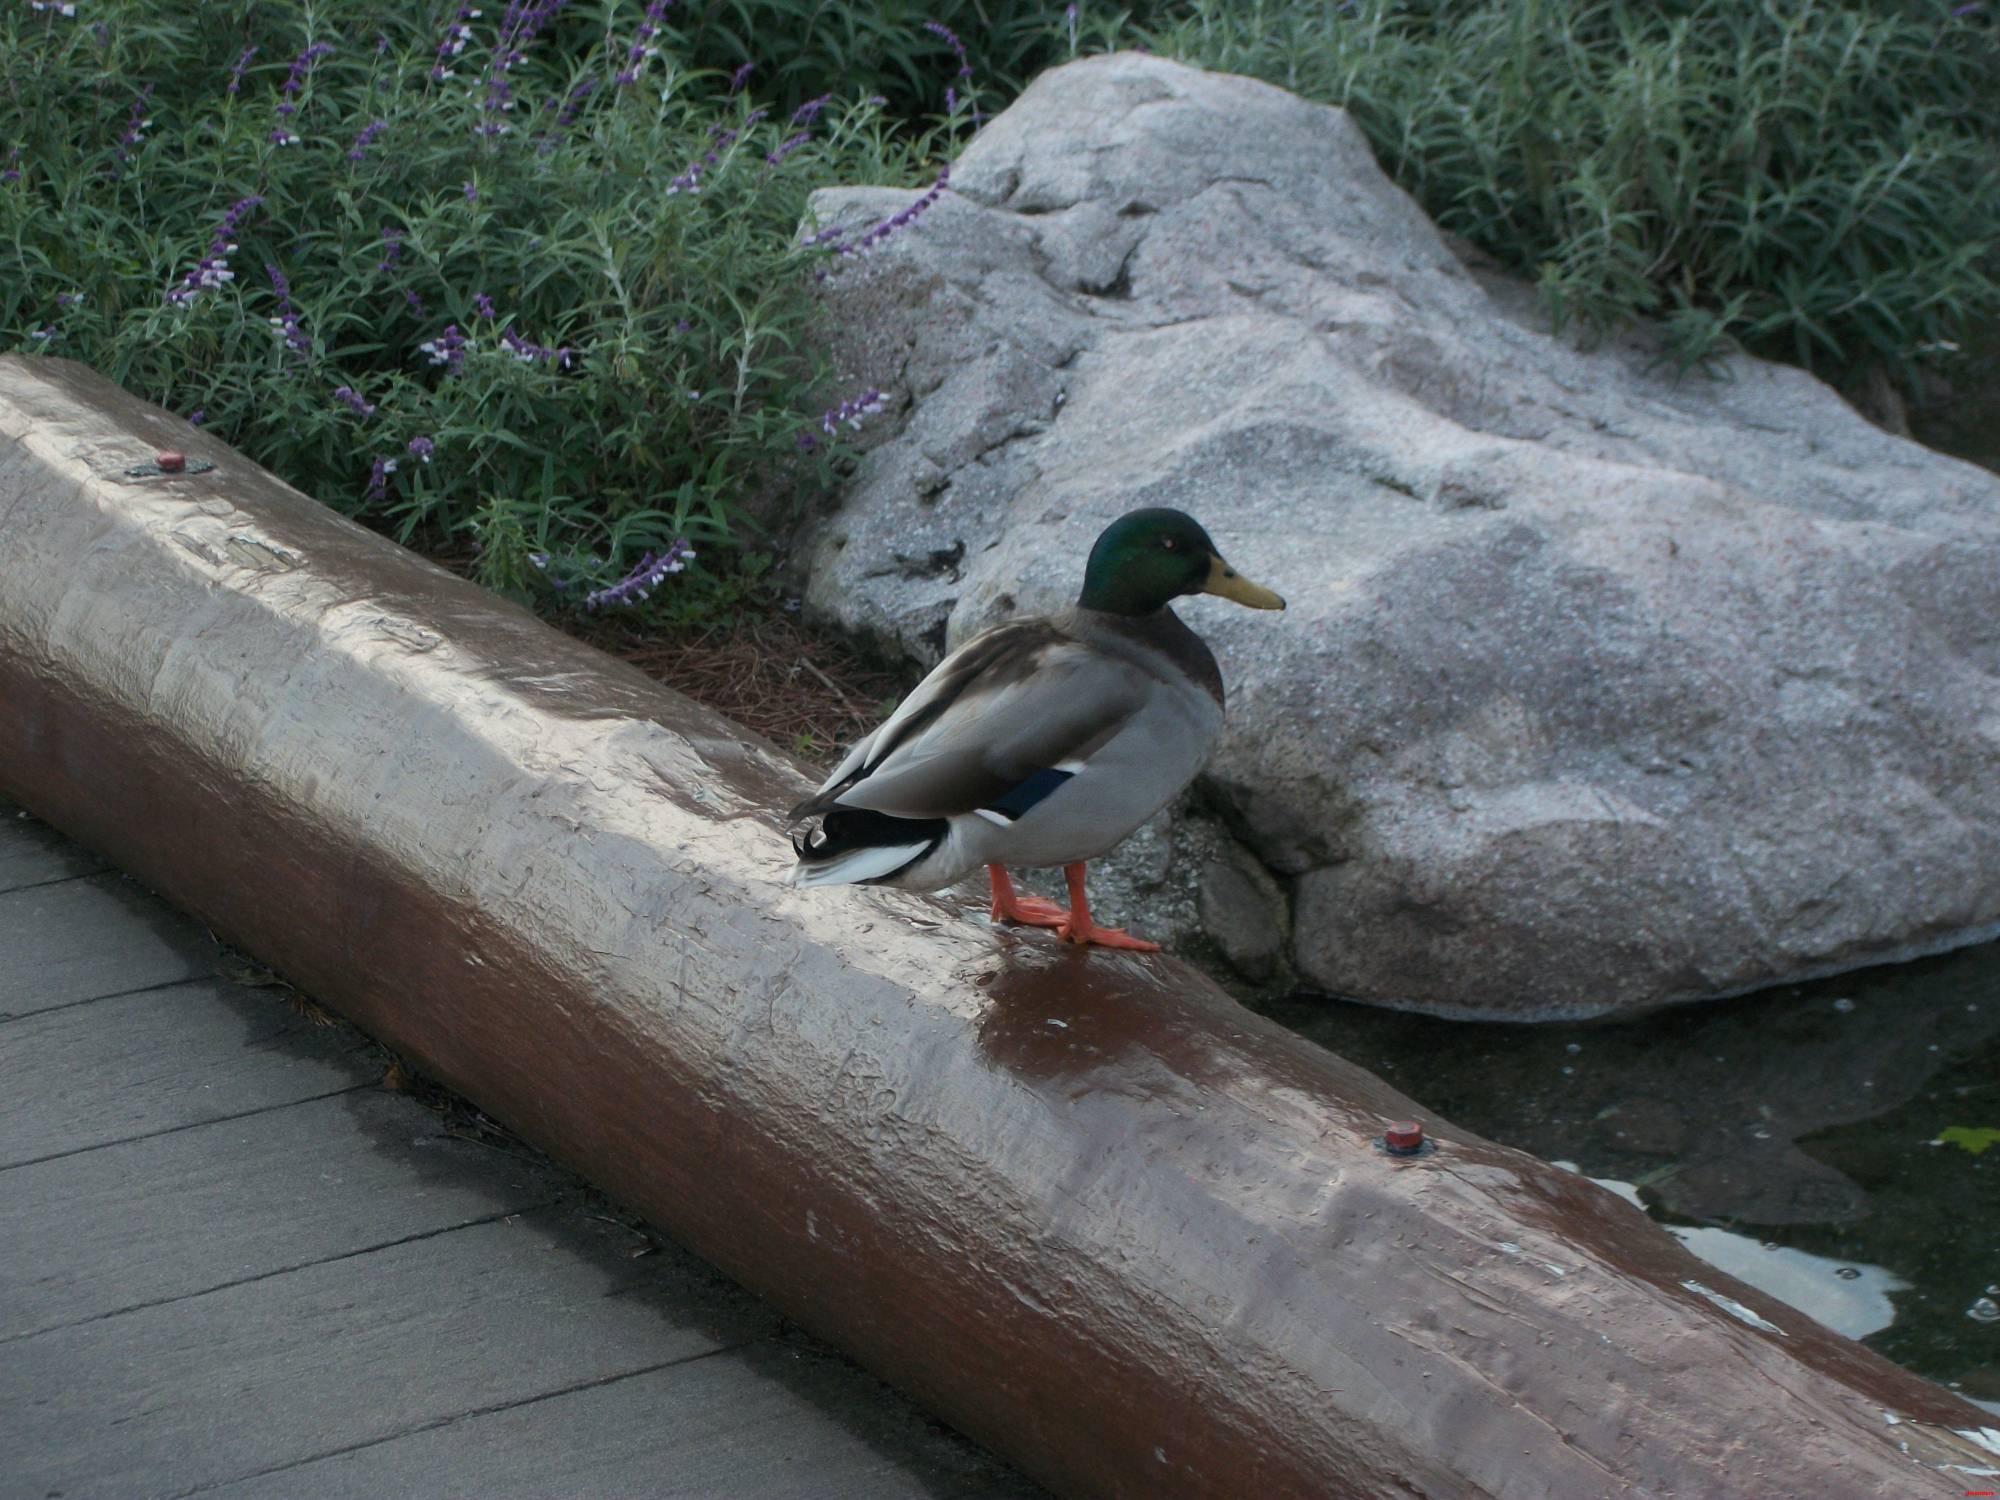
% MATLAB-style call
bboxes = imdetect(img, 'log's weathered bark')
[2,355,1993,1499]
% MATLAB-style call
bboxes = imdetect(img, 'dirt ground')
[590,609,915,770]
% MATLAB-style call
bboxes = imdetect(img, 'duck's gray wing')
[791,619,1058,819]
[792,620,1146,824]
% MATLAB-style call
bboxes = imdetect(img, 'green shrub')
[669,0,1071,121]
[13,0,1991,624]
[1146,0,2000,386]
[0,0,946,608]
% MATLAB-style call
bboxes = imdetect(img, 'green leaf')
[1936,1127,2000,1156]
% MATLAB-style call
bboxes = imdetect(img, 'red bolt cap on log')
[155,450,186,473]
[1382,1120,1428,1156]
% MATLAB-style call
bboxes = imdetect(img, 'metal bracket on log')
[1,356,1993,1499]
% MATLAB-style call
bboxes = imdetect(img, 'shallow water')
[1262,940,2000,1412]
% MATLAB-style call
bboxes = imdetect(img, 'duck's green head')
[1076,507,1286,617]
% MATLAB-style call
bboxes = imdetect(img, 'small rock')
[1198,849,1288,982]
[1119,806,1176,890]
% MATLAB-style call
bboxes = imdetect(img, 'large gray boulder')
[798,53,2000,1020]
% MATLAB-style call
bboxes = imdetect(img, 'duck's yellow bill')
[1203,555,1286,610]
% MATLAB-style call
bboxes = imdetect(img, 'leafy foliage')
[0,0,944,605]
[670,0,1065,120]
[1146,0,2000,386]
[1937,1125,2000,1155]
[8,0,1996,624]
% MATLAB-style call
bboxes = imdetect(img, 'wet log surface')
[3,355,1995,1498]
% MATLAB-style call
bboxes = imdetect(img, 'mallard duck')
[788,508,1284,949]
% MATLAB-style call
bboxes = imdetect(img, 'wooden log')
[2,355,1993,1498]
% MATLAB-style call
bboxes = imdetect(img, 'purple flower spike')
[431,5,480,83]
[663,108,765,194]
[348,119,387,162]
[365,455,399,503]
[922,20,972,78]
[376,227,404,274]
[113,86,154,171]
[168,196,264,304]
[332,385,377,417]
[555,75,596,127]
[708,109,763,147]
[791,93,831,126]
[766,131,810,168]
[265,263,312,359]
[405,289,427,315]
[418,323,469,373]
[842,165,951,258]
[616,0,671,87]
[2,145,20,184]
[188,409,207,427]
[500,326,557,362]
[408,436,436,463]
[922,21,978,120]
[474,291,496,318]
[481,0,572,137]
[227,45,259,96]
[820,386,887,435]
[463,179,479,203]
[276,40,334,117]
[805,222,850,253]
[36,292,77,343]
[584,539,696,609]
[727,61,754,93]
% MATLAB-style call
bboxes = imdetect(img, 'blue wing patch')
[982,767,1075,822]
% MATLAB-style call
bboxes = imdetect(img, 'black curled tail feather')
[790,806,948,886]
[788,778,855,823]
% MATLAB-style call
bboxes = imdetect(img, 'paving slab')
[0,978,376,1167]
[0,871,215,1018]
[0,805,107,891]
[0,1088,558,1341]
[0,799,1043,1500]
[203,1343,1048,1500]
[4,1208,758,1499]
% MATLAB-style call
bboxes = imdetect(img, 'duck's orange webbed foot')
[1054,862,1161,952]
[1056,919,1161,951]
[988,865,1067,928]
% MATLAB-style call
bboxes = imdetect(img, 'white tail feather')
[790,841,933,888]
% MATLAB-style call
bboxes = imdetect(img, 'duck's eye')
[1160,537,1178,551]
